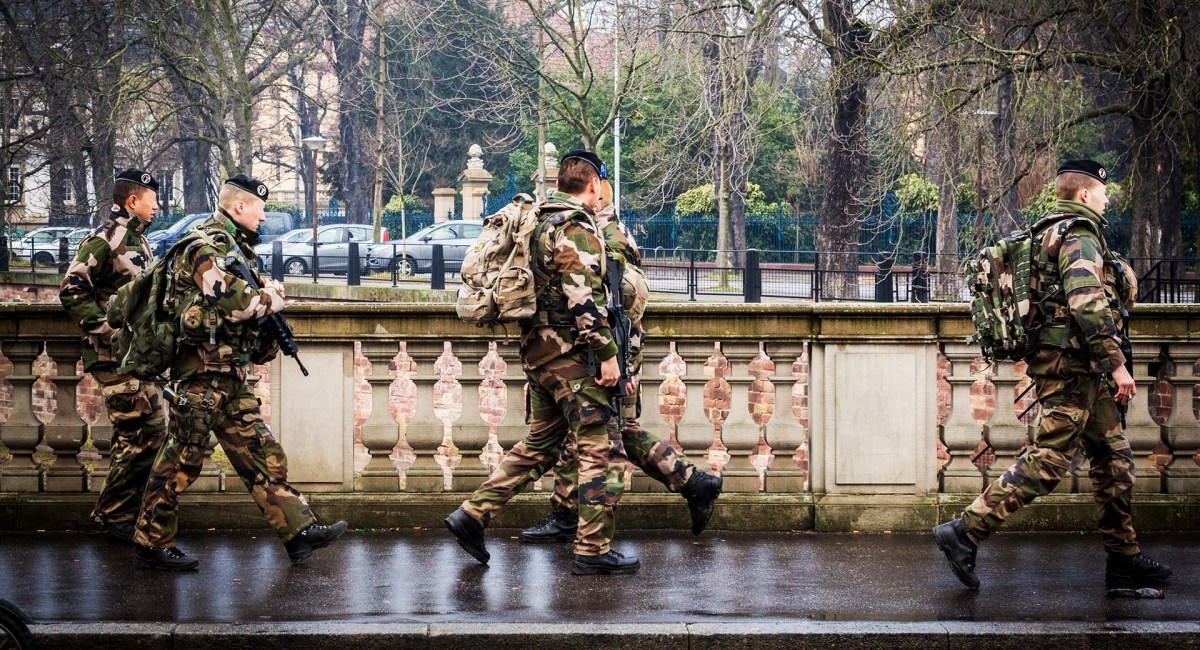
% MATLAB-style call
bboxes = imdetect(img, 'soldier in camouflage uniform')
[60,169,166,543]
[131,174,347,571]
[445,151,640,575]
[521,180,723,544]
[933,159,1172,590]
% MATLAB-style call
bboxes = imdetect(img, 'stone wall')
[2,302,1198,531]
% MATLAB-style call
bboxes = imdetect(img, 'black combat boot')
[572,549,641,576]
[134,545,200,571]
[932,518,979,590]
[1106,551,1172,587]
[102,520,135,544]
[445,508,490,565]
[285,521,349,564]
[681,471,722,535]
[520,510,578,544]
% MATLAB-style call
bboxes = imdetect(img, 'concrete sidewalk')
[1,530,1196,648]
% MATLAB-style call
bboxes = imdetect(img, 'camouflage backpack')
[966,214,1100,363]
[107,229,220,380]
[457,194,540,325]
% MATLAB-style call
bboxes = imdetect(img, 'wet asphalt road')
[0,530,1195,625]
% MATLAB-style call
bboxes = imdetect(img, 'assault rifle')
[606,255,633,430]
[229,258,310,377]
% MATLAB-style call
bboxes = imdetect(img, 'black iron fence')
[4,236,1197,306]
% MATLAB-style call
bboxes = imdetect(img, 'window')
[348,226,371,242]
[426,225,457,241]
[61,167,73,204]
[462,224,483,239]
[8,165,21,202]
[317,227,342,243]
[6,98,18,130]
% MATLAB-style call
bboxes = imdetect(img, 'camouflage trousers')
[550,369,694,514]
[462,352,626,556]
[962,373,1139,555]
[89,365,167,525]
[133,373,317,549]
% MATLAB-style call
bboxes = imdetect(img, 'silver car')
[257,224,375,276]
[10,226,89,265]
[366,220,482,275]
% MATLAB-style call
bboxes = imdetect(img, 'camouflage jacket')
[59,206,154,371]
[171,210,285,381]
[520,192,615,371]
[595,204,645,358]
[1027,199,1130,377]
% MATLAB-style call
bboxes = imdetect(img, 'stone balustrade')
[2,302,1198,531]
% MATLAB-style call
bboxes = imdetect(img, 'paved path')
[0,530,1195,625]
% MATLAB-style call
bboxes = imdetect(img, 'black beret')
[1056,159,1108,183]
[225,173,269,201]
[115,168,158,192]
[560,150,607,180]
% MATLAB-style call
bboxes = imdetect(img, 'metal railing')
[4,234,1196,306]
[1134,258,1200,304]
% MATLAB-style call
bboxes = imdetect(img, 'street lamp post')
[301,134,327,283]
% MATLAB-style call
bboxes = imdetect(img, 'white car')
[10,227,88,265]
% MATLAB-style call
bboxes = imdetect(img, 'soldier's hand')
[265,278,287,300]
[598,356,619,387]
[1111,365,1136,405]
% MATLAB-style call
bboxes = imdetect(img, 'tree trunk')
[993,71,1021,235]
[815,0,870,301]
[70,150,89,219]
[1128,75,1180,272]
[930,90,960,301]
[180,136,214,215]
[324,0,375,225]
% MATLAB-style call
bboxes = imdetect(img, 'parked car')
[263,224,375,276]
[146,213,209,256]
[147,211,296,257]
[366,220,483,275]
[9,226,85,265]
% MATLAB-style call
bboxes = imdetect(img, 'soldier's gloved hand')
[1111,365,1136,405]
[598,356,620,387]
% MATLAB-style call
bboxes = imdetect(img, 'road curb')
[31,620,1200,650]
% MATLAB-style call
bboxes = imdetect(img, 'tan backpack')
[456,194,540,325]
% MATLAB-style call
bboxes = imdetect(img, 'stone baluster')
[389,344,419,489]
[656,342,689,455]
[0,347,15,484]
[1126,342,1164,493]
[628,342,687,493]
[432,342,464,491]
[939,343,987,493]
[450,342,488,490]
[476,342,508,478]
[1160,343,1200,493]
[789,345,811,491]
[41,342,87,491]
[719,342,757,491]
[0,341,42,491]
[74,361,105,490]
[981,360,1029,483]
[745,343,776,492]
[674,343,713,473]
[701,343,732,477]
[404,341,447,492]
[360,341,402,491]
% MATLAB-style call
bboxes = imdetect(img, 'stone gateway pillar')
[458,144,492,222]
[432,188,456,223]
